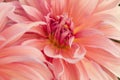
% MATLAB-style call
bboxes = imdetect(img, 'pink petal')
[49,0,66,16]
[21,5,43,21]
[0,22,45,48]
[79,34,120,57]
[22,39,49,50]
[96,0,120,12]
[75,28,103,38]
[86,48,120,77]
[0,3,14,31]
[82,58,114,80]
[59,60,80,80]
[19,0,50,15]
[0,63,53,80]
[98,26,120,40]
[49,59,64,79]
[76,62,89,80]
[65,0,98,26]
[44,43,86,63]
[0,46,45,64]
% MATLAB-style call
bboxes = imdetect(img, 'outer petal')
[44,43,86,63]
[0,21,45,48]
[21,5,43,21]
[76,62,89,80]
[0,46,45,64]
[22,39,49,50]
[98,26,120,40]
[86,48,120,78]
[0,2,14,31]
[79,34,120,57]
[82,58,114,80]
[96,0,120,12]
[64,0,98,26]
[47,0,66,16]
[0,62,53,80]
[19,0,50,15]
[52,60,80,80]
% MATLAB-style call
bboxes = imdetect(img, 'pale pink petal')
[48,0,66,16]
[22,39,49,50]
[8,10,30,23]
[96,0,120,12]
[0,22,45,48]
[19,0,50,15]
[76,62,89,80]
[65,0,98,26]
[75,28,103,38]
[0,46,46,64]
[79,34,120,57]
[58,60,80,80]
[82,58,114,80]
[81,13,118,30]
[98,26,120,40]
[44,43,86,63]
[0,2,14,31]
[86,48,120,77]
[21,5,43,21]
[49,59,64,79]
[0,63,53,80]
[102,68,118,80]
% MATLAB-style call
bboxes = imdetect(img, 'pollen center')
[44,14,74,48]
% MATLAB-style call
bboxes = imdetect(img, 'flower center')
[44,14,74,48]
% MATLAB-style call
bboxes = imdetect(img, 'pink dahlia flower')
[0,2,53,80]
[5,0,120,80]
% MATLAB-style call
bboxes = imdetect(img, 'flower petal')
[0,22,45,48]
[44,43,86,63]
[48,0,66,16]
[59,60,80,80]
[19,0,50,15]
[22,39,49,50]
[79,34,120,57]
[0,62,53,80]
[86,48,120,77]
[96,0,120,12]
[82,58,114,80]
[21,5,43,21]
[76,62,89,80]
[0,46,45,64]
[98,26,120,40]
[0,2,14,31]
[65,0,98,26]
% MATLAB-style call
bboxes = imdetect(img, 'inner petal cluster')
[44,14,74,48]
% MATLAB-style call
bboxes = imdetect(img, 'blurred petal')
[96,0,120,12]
[21,5,43,21]
[0,2,14,31]
[98,26,120,40]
